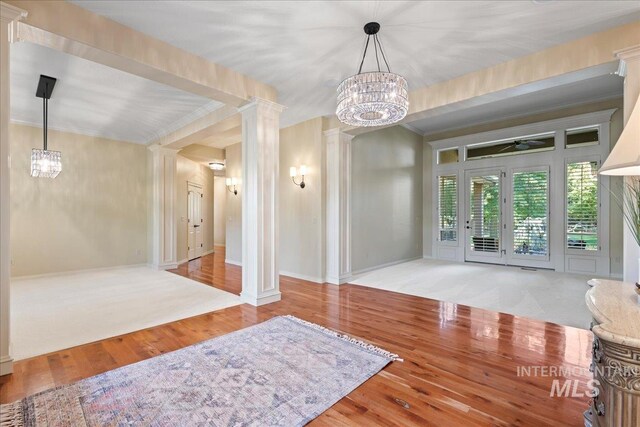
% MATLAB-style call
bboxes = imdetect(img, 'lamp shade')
[600,95,640,176]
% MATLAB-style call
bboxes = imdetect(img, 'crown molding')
[400,122,424,136]
[238,97,286,114]
[0,2,27,22]
[144,100,224,145]
[615,45,640,62]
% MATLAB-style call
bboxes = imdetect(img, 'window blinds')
[438,175,457,242]
[512,170,548,256]
[566,161,599,251]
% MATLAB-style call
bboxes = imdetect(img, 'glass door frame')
[464,168,505,265]
[505,166,552,268]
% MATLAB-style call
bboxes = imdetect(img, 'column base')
[240,291,282,306]
[150,262,178,270]
[0,355,13,376]
[325,274,352,285]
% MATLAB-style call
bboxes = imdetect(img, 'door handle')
[193,224,200,228]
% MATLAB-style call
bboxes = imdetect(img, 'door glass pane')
[566,161,599,250]
[469,175,500,253]
[512,170,548,256]
[438,175,457,241]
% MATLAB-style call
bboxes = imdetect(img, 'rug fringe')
[283,315,403,362]
[0,401,25,427]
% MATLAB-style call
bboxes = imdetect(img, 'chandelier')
[31,75,62,178]
[336,22,409,127]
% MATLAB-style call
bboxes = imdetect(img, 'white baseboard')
[279,270,325,284]
[177,258,188,265]
[0,355,13,376]
[351,256,423,278]
[203,249,215,256]
[214,244,226,248]
[225,259,242,267]
[11,263,149,281]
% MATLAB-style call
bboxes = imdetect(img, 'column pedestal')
[239,98,285,306]
[0,2,27,376]
[148,145,179,270]
[324,129,354,285]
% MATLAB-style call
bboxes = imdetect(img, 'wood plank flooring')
[1,248,593,426]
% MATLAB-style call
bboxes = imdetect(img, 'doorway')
[188,182,204,260]
[464,166,550,268]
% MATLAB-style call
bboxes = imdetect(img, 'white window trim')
[429,109,615,276]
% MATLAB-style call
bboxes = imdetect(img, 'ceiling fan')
[498,139,547,152]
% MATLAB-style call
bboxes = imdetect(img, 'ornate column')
[148,145,179,270]
[616,46,640,284]
[0,1,27,376]
[238,98,285,306]
[324,129,354,285]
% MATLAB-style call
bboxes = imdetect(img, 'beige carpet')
[351,258,593,329]
[10,266,241,360]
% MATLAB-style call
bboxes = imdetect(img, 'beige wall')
[213,176,227,246]
[351,125,424,273]
[279,117,325,281]
[176,155,215,263]
[9,124,148,277]
[224,143,242,264]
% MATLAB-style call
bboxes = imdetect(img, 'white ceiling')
[409,73,624,135]
[10,42,222,144]
[72,0,640,128]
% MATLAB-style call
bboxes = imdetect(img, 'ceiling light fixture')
[336,22,409,127]
[31,75,62,178]
[209,161,225,171]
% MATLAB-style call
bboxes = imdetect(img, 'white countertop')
[586,279,640,347]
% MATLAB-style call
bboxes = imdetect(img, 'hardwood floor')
[1,248,592,426]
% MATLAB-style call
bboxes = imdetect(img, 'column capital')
[615,45,640,63]
[323,127,355,140]
[238,97,286,115]
[147,144,180,156]
[0,2,27,22]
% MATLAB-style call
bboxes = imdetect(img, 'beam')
[7,0,276,107]
[151,105,239,149]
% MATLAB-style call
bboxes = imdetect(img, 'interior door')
[187,184,204,261]
[506,167,551,267]
[464,169,504,264]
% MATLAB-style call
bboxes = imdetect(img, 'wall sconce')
[226,177,239,195]
[290,165,307,189]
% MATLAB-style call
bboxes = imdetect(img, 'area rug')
[1,315,400,426]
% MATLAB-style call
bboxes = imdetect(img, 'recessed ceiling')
[10,42,223,144]
[72,0,640,128]
[408,73,623,136]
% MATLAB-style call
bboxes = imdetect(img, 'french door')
[464,167,550,267]
[465,169,504,264]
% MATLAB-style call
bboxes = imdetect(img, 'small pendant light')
[31,75,62,178]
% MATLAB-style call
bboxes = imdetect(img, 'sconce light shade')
[226,177,239,195]
[600,95,640,176]
[290,165,307,189]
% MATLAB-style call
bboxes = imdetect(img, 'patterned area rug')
[1,315,400,426]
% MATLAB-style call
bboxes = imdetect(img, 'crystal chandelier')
[336,22,409,127]
[31,75,62,178]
